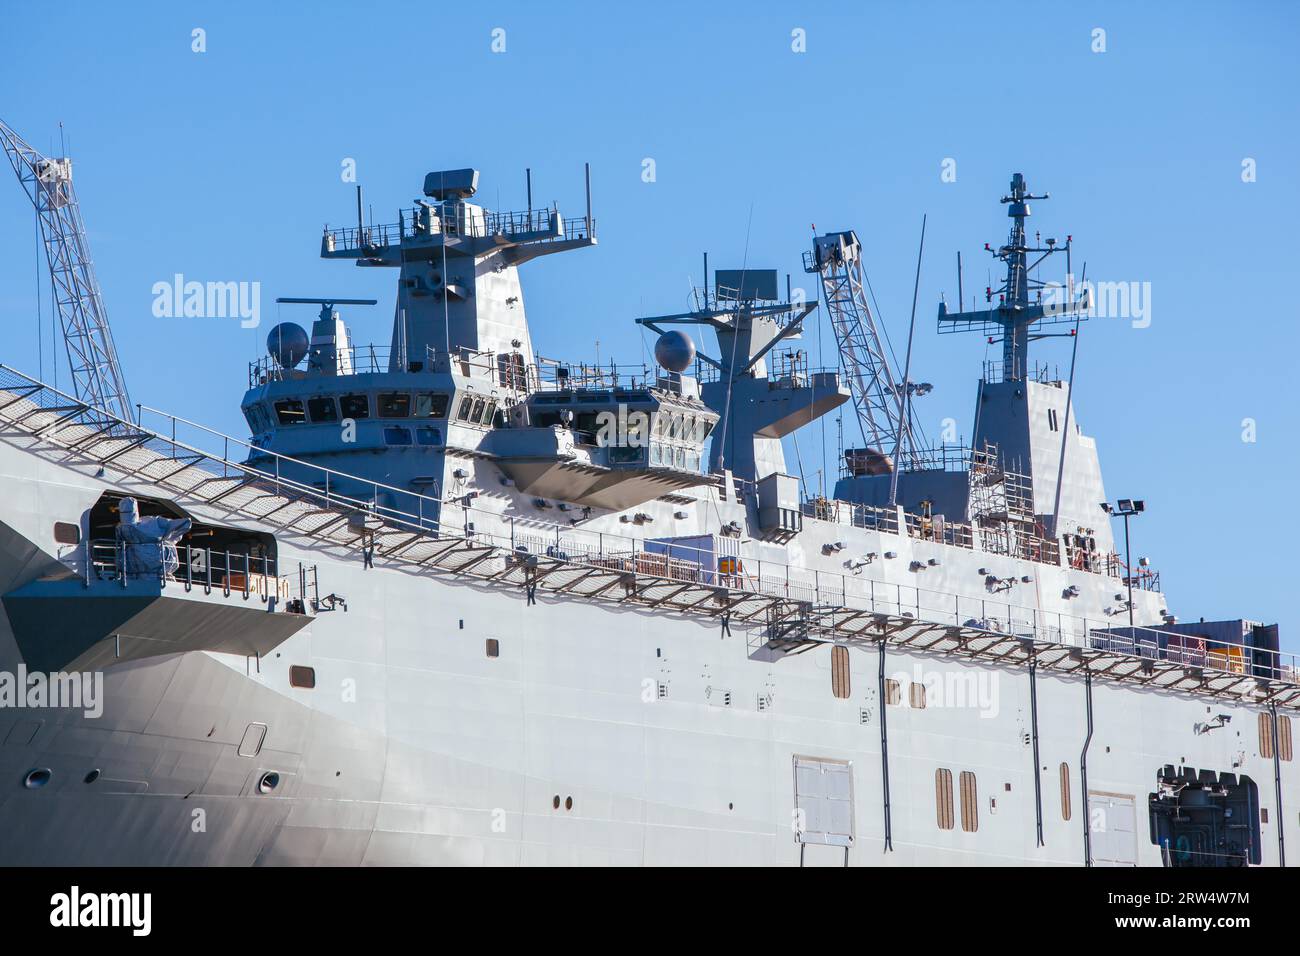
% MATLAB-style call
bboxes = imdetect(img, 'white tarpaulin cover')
[116,496,192,578]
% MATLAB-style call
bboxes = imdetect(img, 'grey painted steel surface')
[0,166,1288,866]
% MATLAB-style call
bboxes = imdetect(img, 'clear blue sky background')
[1,1,1297,645]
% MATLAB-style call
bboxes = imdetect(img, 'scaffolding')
[967,442,1050,561]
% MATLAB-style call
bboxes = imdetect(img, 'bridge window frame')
[412,392,450,419]
[273,398,306,426]
[339,393,370,419]
[307,396,338,424]
[378,392,412,418]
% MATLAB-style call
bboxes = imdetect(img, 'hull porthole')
[23,769,52,790]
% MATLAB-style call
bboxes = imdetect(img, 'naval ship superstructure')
[0,140,1293,866]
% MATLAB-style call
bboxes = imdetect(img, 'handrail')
[81,538,293,600]
[455,510,1290,681]
[982,360,1062,385]
[86,538,275,574]
[0,365,446,538]
[0,365,1248,677]
[249,345,661,394]
[323,206,595,251]
[12,362,1150,602]
[134,401,447,523]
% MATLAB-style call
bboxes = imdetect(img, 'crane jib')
[1,118,132,425]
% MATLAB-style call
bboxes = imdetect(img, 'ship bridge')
[240,166,600,518]
[488,365,719,512]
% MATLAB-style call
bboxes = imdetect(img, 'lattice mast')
[1,119,131,422]
[937,173,1088,379]
[805,230,918,465]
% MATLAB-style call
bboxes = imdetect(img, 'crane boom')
[1,119,131,422]
[804,229,918,466]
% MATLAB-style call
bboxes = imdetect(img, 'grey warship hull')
[0,153,1290,867]
[0,367,1290,867]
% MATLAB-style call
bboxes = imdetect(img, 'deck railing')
[0,364,1229,679]
[323,207,594,253]
[486,515,1282,678]
[81,538,301,604]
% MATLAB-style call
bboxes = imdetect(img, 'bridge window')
[413,393,450,418]
[289,665,316,689]
[451,397,498,427]
[243,403,271,433]
[274,399,306,425]
[625,414,647,446]
[609,446,646,465]
[383,426,413,446]
[340,394,370,419]
[378,392,411,417]
[307,396,338,423]
[574,411,601,441]
[416,426,442,446]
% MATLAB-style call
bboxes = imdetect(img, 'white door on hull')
[793,756,854,849]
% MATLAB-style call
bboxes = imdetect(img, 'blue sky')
[1,1,1297,644]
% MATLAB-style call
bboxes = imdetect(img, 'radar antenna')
[1,119,132,423]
